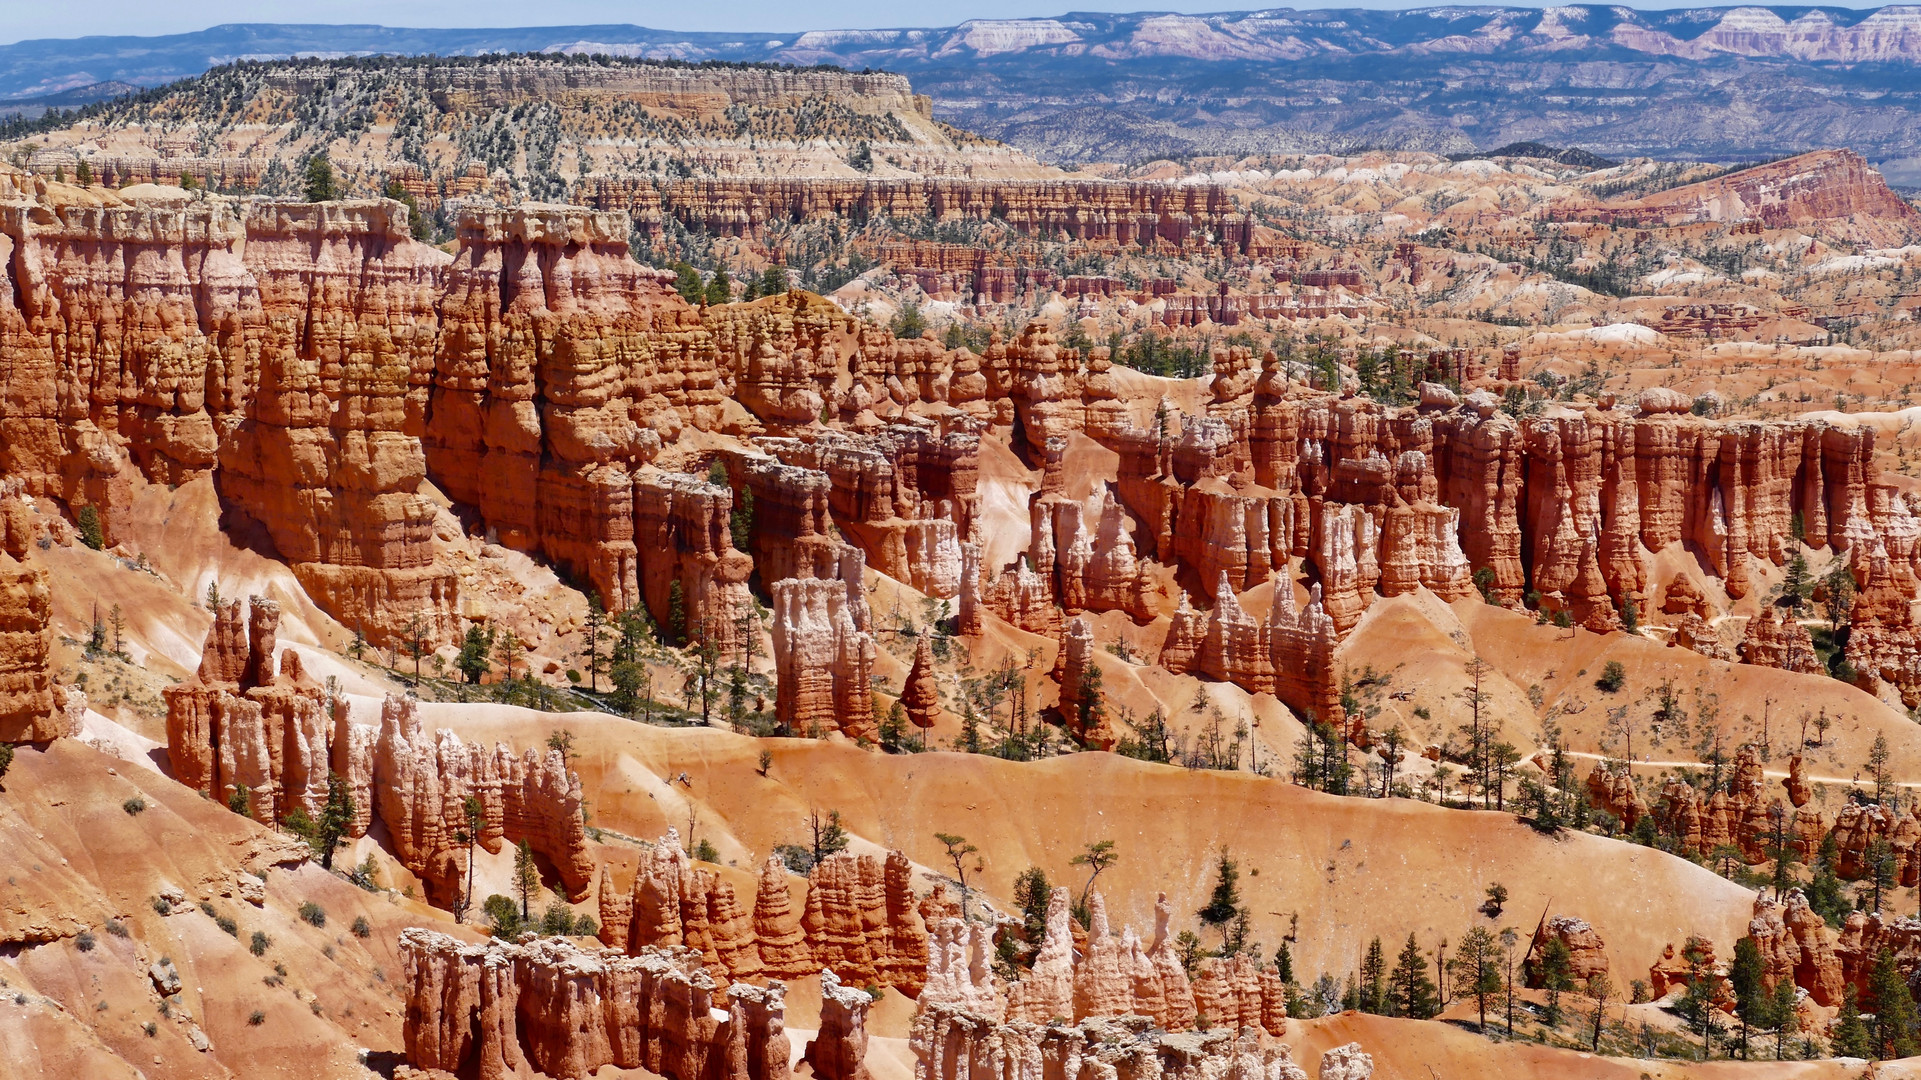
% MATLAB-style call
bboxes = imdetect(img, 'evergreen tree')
[1012,867,1051,966]
[1780,553,1813,612]
[1868,947,1919,1059]
[1359,937,1388,1014]
[1449,927,1502,1032]
[1538,936,1573,1026]
[705,266,733,306]
[1834,986,1872,1059]
[667,580,688,646]
[1770,978,1799,1060]
[1825,559,1856,632]
[1678,936,1719,1059]
[1730,936,1768,1059]
[513,838,540,920]
[456,624,494,684]
[1196,852,1243,946]
[1275,941,1294,984]
[730,484,755,556]
[673,262,704,304]
[1389,933,1439,1019]
[760,264,788,295]
[303,154,337,201]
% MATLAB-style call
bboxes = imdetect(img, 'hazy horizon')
[7,0,1908,48]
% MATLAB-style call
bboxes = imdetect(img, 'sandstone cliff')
[400,926,796,1080]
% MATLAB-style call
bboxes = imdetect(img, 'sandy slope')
[429,705,1756,981]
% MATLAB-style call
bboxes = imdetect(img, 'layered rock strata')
[399,927,797,1080]
[770,568,877,740]
[0,480,61,741]
[372,693,595,904]
[598,838,929,994]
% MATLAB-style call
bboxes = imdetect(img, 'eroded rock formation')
[0,480,62,741]
[771,571,876,740]
[599,838,927,994]
[399,927,794,1080]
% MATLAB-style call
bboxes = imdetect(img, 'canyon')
[8,43,1921,1080]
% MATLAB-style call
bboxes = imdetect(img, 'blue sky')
[11,0,1897,44]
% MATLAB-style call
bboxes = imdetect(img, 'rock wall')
[771,571,876,740]
[0,197,459,644]
[599,837,928,994]
[586,177,1257,254]
[399,927,794,1080]
[911,1008,1310,1080]
[373,693,594,904]
[0,480,59,741]
[164,605,593,901]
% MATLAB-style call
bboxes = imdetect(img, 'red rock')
[1577,150,1921,235]
[1525,915,1609,987]
[1739,606,1824,674]
[1160,574,1344,730]
[0,545,57,742]
[771,573,876,741]
[1786,755,1811,807]
[1584,762,1646,829]
[1743,890,1845,1006]
[634,469,756,657]
[921,917,1004,1019]
[1661,572,1710,616]
[1008,886,1075,1024]
[804,970,877,1080]
[400,927,789,1080]
[372,693,594,905]
[900,637,941,733]
[754,855,813,979]
[911,1006,1311,1080]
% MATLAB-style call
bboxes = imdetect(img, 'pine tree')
[1868,947,1919,1059]
[303,154,337,201]
[513,838,540,921]
[1275,941,1294,984]
[673,262,704,304]
[1730,936,1767,1059]
[1012,867,1051,966]
[1389,933,1439,1019]
[1449,927,1501,1032]
[1781,553,1812,612]
[1359,937,1387,1014]
[1197,852,1243,946]
[1770,978,1799,1060]
[705,266,733,306]
[1539,936,1573,1026]
[1834,986,1872,1059]
[667,580,687,646]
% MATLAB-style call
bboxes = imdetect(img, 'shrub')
[74,930,97,952]
[143,1022,157,1037]
[298,901,326,928]
[123,797,146,815]
[483,894,522,938]
[693,838,720,863]
[1595,661,1627,693]
[216,915,237,937]
[351,916,372,939]
[247,1009,266,1026]
[198,901,216,918]
[250,930,271,956]
[539,903,575,937]
[151,896,172,916]
[104,918,128,938]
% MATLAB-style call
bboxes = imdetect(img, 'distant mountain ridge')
[7,9,1921,175]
